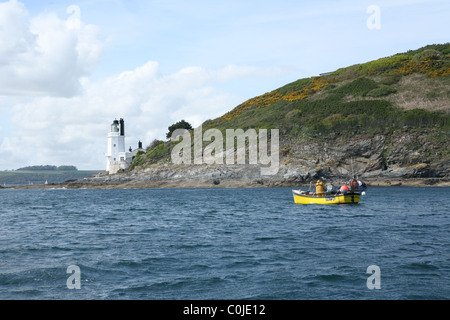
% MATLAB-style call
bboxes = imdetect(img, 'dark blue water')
[0,187,448,300]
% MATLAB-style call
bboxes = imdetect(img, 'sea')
[0,186,448,301]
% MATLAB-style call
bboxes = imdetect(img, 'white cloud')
[0,0,104,97]
[0,61,285,169]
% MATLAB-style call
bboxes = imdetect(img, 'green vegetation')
[366,84,397,97]
[412,49,442,61]
[277,78,312,95]
[146,139,164,150]
[333,54,411,78]
[334,77,380,96]
[330,77,397,98]
[332,43,450,79]
[129,121,194,169]
[129,140,173,170]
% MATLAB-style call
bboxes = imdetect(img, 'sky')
[0,0,449,170]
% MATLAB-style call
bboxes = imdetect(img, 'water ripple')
[0,187,449,299]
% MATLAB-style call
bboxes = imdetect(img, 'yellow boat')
[292,189,360,205]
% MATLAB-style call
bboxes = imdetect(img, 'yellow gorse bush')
[208,77,336,126]
[216,90,283,122]
[428,65,450,78]
[387,56,446,76]
[282,77,334,102]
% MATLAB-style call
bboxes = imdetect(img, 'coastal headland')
[3,44,449,190]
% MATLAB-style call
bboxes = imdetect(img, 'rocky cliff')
[65,130,449,189]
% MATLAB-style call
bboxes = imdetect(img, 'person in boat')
[358,180,367,191]
[315,180,325,196]
[339,185,349,194]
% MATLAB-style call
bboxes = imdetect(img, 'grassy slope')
[130,44,450,171]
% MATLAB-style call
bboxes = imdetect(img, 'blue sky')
[0,0,449,170]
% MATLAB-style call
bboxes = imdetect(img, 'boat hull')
[292,190,360,205]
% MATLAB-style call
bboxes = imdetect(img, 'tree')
[166,120,193,139]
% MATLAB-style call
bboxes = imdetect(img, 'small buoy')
[361,191,366,196]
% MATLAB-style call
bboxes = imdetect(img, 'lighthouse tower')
[106,118,127,174]
[106,118,144,174]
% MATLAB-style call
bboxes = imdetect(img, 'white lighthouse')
[106,118,143,174]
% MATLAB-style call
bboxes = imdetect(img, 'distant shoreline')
[4,176,449,190]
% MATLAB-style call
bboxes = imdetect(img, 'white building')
[106,118,143,174]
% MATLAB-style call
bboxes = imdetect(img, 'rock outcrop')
[64,131,449,189]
